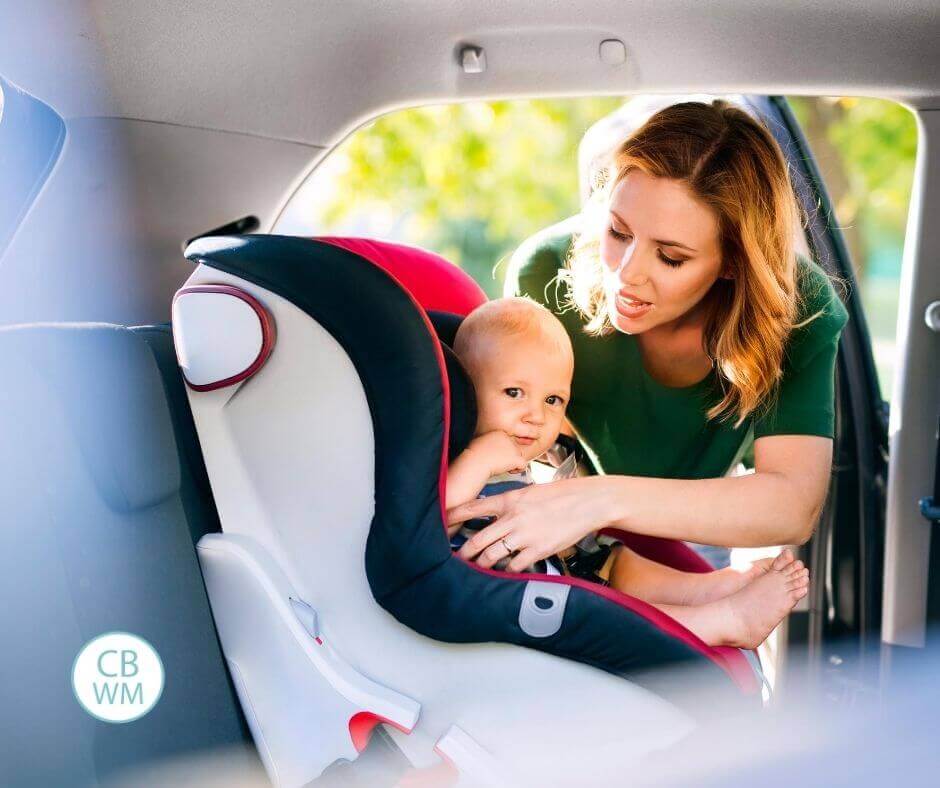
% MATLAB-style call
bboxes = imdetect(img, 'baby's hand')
[468,430,528,476]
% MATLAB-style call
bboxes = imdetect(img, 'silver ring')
[500,537,515,554]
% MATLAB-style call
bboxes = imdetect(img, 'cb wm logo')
[72,632,164,723]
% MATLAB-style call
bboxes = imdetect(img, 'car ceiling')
[1,0,939,147]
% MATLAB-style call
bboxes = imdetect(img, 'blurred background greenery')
[788,97,917,397]
[275,95,916,401]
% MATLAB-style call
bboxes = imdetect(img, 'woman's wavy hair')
[563,99,809,426]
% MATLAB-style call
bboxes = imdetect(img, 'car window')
[274,97,627,298]
[786,97,916,401]
[276,95,916,403]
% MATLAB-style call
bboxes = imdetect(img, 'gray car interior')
[1,1,939,784]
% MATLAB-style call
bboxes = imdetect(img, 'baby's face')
[468,333,573,464]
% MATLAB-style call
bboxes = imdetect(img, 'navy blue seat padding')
[427,315,478,462]
[185,235,758,714]
[426,309,463,347]
[0,324,258,786]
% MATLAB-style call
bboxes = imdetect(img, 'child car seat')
[173,234,761,786]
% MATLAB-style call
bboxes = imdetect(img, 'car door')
[745,96,889,697]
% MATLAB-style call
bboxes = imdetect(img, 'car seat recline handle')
[289,597,319,639]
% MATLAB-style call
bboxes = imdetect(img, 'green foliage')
[786,96,917,398]
[316,98,625,297]
[787,96,917,276]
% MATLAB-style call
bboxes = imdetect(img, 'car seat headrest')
[316,237,487,315]
[172,285,276,390]
[318,237,485,461]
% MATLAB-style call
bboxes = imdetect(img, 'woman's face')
[600,169,726,335]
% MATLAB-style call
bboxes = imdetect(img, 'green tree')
[786,96,917,279]
[316,98,626,297]
[787,96,917,397]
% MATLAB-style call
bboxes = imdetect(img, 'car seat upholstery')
[174,234,760,786]
[0,323,259,786]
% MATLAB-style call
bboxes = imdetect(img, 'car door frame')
[744,95,889,696]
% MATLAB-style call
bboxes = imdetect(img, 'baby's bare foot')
[654,553,808,646]
[687,551,789,605]
[717,562,808,648]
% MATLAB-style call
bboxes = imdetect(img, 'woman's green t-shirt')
[505,217,849,480]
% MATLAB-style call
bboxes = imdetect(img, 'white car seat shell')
[174,234,758,785]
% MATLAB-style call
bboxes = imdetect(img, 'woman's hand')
[448,475,616,571]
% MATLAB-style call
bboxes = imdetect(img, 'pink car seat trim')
[601,528,714,574]
[316,236,488,316]
[348,711,414,753]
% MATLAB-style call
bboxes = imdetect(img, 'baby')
[446,297,809,650]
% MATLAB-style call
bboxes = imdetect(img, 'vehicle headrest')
[0,323,180,512]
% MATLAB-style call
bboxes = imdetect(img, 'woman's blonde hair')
[564,99,807,426]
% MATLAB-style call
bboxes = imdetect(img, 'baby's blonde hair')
[453,297,573,373]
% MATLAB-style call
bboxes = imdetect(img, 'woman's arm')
[452,434,832,571]
[600,434,832,546]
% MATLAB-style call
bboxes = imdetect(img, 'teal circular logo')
[72,632,164,723]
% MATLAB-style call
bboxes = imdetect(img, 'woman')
[450,100,848,578]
